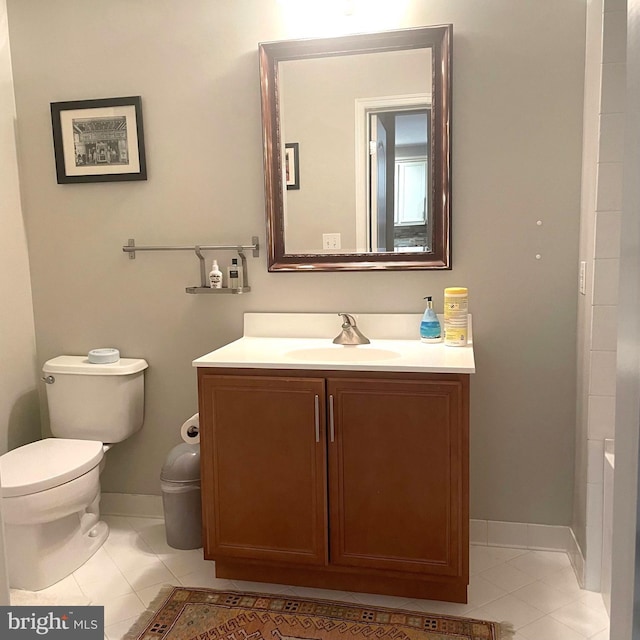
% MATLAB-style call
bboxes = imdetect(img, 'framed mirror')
[259,25,452,272]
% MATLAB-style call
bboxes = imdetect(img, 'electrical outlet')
[579,261,587,295]
[323,233,341,250]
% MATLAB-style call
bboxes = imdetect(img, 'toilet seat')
[0,438,104,498]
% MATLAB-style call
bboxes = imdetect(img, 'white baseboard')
[101,498,583,581]
[470,519,573,552]
[471,518,586,590]
[102,497,575,552]
[101,492,163,518]
[567,526,586,589]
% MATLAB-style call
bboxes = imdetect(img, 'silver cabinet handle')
[329,395,335,442]
[314,395,320,443]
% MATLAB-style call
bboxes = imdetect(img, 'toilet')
[0,355,148,591]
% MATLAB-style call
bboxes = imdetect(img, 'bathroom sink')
[285,346,401,363]
[193,313,476,373]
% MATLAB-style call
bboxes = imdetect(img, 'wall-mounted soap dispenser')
[420,296,442,343]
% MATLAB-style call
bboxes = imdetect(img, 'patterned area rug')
[124,587,512,640]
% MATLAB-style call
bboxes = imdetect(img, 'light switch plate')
[323,233,341,250]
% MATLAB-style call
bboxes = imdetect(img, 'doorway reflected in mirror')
[369,109,429,253]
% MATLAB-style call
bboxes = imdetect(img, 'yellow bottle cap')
[444,287,468,295]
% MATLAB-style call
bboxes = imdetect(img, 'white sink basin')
[285,347,401,363]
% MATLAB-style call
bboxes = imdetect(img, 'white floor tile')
[34,575,88,602]
[579,588,609,613]
[411,597,475,617]
[104,615,144,640]
[412,575,505,618]
[136,582,180,608]
[230,580,299,595]
[549,600,610,637]
[507,550,572,579]
[348,592,414,609]
[540,566,586,599]
[103,540,158,572]
[483,546,529,562]
[466,573,508,609]
[471,594,545,630]
[103,515,136,531]
[158,548,206,577]
[133,522,176,555]
[73,548,122,587]
[103,592,146,627]
[79,573,134,602]
[510,579,579,614]
[125,516,165,532]
[479,563,538,592]
[518,615,588,640]
[11,516,603,640]
[119,558,177,591]
[178,567,236,590]
[11,575,89,606]
[469,544,527,576]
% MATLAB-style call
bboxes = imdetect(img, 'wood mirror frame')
[259,25,452,272]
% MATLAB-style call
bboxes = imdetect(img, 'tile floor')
[11,516,610,640]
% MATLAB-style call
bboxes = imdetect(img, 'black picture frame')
[50,96,147,184]
[285,142,300,190]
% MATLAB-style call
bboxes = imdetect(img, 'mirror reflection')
[259,26,451,271]
[368,108,430,253]
[279,49,432,255]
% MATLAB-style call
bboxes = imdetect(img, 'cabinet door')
[327,377,468,577]
[199,373,327,565]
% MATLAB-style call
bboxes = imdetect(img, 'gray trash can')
[160,443,202,550]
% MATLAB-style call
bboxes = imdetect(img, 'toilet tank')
[42,356,148,443]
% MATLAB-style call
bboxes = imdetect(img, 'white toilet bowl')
[0,438,109,591]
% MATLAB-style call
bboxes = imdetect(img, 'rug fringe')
[498,620,516,639]
[122,584,177,640]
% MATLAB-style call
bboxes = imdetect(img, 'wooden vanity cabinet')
[198,368,469,603]
[197,374,328,566]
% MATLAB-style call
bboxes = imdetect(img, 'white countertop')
[193,313,475,374]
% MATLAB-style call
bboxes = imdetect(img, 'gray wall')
[0,0,38,604]
[0,1,39,456]
[6,0,586,526]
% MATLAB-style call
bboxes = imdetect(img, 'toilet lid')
[0,439,104,498]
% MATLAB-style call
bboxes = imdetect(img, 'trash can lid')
[161,443,200,482]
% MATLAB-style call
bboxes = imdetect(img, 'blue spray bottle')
[420,296,442,342]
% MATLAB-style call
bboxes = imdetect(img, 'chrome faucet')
[333,313,370,345]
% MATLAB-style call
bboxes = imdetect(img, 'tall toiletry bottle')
[209,260,223,289]
[235,257,244,289]
[420,296,442,342]
[227,258,240,289]
[444,287,469,346]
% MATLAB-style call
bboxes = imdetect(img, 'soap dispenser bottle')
[209,260,223,289]
[420,296,442,342]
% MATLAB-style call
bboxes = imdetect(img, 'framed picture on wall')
[284,142,299,190]
[50,96,147,184]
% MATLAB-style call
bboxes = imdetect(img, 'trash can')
[160,443,202,550]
